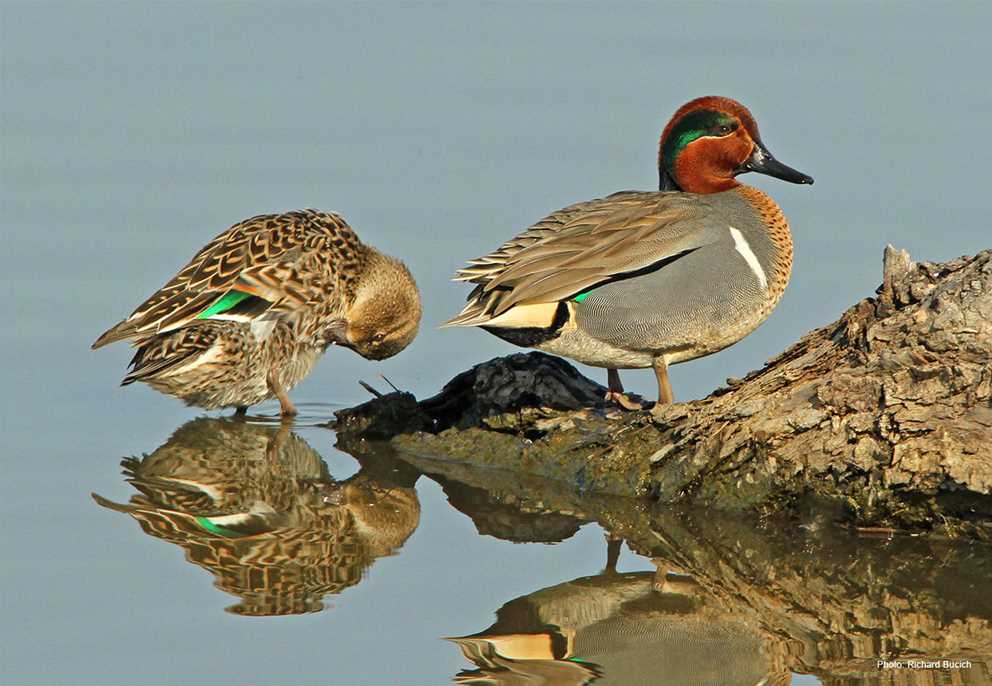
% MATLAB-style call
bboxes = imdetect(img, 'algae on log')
[334,246,992,538]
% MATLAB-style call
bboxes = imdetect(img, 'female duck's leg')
[267,422,291,460]
[652,357,675,406]
[266,369,298,416]
[605,368,642,410]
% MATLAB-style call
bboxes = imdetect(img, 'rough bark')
[380,443,992,684]
[333,246,992,539]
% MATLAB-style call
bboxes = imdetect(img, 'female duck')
[93,209,421,416]
[445,96,812,411]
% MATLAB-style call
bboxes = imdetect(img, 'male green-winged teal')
[445,96,812,412]
[450,569,791,686]
[92,209,421,416]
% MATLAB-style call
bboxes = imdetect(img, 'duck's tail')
[120,324,222,385]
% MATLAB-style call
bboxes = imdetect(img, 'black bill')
[738,142,814,185]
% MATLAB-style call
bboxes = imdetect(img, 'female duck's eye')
[372,332,385,343]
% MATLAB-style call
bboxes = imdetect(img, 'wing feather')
[445,191,723,325]
[93,210,360,348]
[121,325,221,385]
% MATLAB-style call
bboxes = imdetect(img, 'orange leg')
[266,370,298,417]
[651,357,675,416]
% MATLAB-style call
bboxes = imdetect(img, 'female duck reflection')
[93,417,420,616]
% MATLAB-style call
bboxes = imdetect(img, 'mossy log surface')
[335,435,992,683]
[333,246,992,540]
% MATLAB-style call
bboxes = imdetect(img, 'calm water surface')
[73,414,992,685]
[4,2,992,685]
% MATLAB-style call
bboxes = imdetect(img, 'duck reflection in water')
[93,417,420,615]
[449,564,791,686]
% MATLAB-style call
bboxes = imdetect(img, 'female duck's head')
[658,96,814,194]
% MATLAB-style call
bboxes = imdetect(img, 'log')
[333,246,992,539]
[339,439,992,683]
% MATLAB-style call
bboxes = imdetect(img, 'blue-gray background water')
[2,2,990,685]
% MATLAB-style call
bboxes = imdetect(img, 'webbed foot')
[605,367,643,410]
[604,390,644,411]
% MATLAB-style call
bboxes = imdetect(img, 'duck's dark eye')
[716,123,734,135]
[372,332,385,344]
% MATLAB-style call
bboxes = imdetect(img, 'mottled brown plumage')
[93,209,421,414]
[92,418,421,615]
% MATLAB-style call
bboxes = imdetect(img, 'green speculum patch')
[194,515,243,538]
[197,290,252,319]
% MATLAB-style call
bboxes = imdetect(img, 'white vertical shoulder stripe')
[729,226,767,290]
